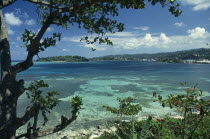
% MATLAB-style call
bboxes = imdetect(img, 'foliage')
[139,116,152,139]
[16,80,83,138]
[18,80,60,138]
[103,97,142,118]
[98,85,210,139]
[26,80,60,113]
[20,0,182,53]
[103,97,142,139]
[153,83,210,138]
[21,29,61,52]
[37,55,89,62]
[71,95,83,115]
[98,116,210,139]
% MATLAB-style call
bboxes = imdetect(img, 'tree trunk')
[0,9,24,139]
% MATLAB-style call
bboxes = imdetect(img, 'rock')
[110,126,117,132]
[90,134,100,139]
[97,125,102,129]
[80,129,88,135]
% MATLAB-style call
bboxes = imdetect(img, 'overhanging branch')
[16,105,80,138]
[12,16,53,73]
[1,0,17,8]
[16,105,36,129]
[25,0,51,6]
[32,106,79,138]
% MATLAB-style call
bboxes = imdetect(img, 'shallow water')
[16,61,210,130]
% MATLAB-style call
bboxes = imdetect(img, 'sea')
[15,61,210,131]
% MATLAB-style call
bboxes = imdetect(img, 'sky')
[2,0,210,60]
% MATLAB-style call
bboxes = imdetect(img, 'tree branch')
[35,107,79,137]
[11,1,113,74]
[16,105,37,129]
[60,0,114,13]
[1,0,17,8]
[25,0,51,6]
[16,105,80,138]
[12,16,53,73]
[27,0,114,14]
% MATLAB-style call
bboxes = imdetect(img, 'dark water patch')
[111,84,144,93]
[41,79,87,98]
[203,96,210,101]
[92,92,114,97]
[133,92,154,108]
[147,87,161,91]
[17,97,31,117]
[96,106,105,111]
[53,100,73,116]
[162,86,185,92]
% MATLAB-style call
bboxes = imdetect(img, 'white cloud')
[5,13,22,26]
[22,12,29,18]
[143,34,159,47]
[174,22,186,27]
[11,41,16,45]
[133,26,149,31]
[25,19,35,25]
[193,3,210,11]
[14,8,21,14]
[62,36,80,42]
[182,0,210,11]
[62,36,107,51]
[84,44,107,51]
[63,32,171,50]
[107,32,136,37]
[8,27,14,35]
[36,27,54,33]
[47,27,54,32]
[112,33,172,49]
[187,27,209,39]
[16,37,21,41]
[160,33,172,45]
[62,49,68,52]
[61,27,210,52]
[15,8,29,18]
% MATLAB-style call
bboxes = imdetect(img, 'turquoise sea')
[16,61,210,130]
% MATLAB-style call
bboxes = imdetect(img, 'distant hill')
[37,48,210,63]
[37,56,89,62]
[90,48,210,63]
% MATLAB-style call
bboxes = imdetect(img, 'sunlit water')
[15,61,210,131]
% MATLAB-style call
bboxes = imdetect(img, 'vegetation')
[37,48,210,63]
[16,80,83,138]
[98,116,210,139]
[97,84,210,139]
[37,55,89,62]
[103,97,142,139]
[153,83,210,138]
[90,48,210,63]
[103,97,142,118]
[0,0,181,138]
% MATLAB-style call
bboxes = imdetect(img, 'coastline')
[36,61,67,62]
[36,113,190,139]
[34,60,210,65]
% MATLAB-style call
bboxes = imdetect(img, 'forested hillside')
[37,56,89,62]
[90,48,210,63]
[37,48,210,63]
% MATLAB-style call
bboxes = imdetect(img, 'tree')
[0,0,181,138]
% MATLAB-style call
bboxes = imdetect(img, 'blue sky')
[3,0,210,60]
